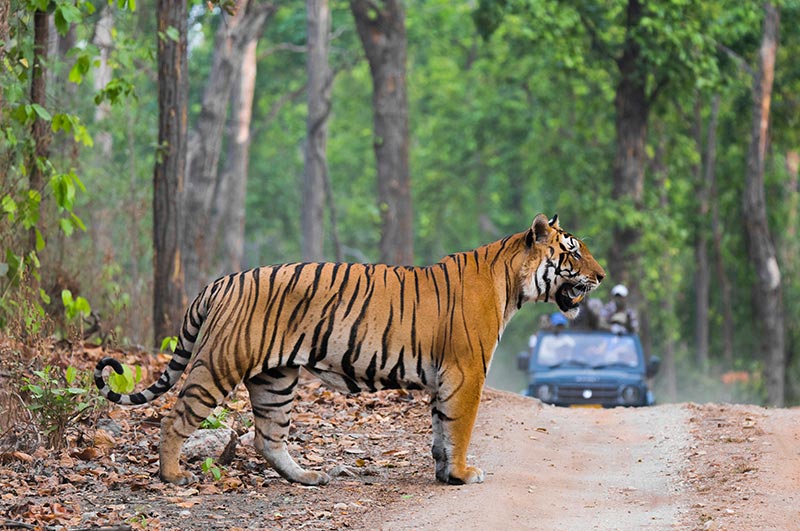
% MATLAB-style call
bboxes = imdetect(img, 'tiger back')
[95,214,605,486]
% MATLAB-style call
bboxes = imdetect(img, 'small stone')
[182,428,239,465]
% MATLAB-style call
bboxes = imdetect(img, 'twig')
[0,521,132,531]
[1,519,36,529]
[67,526,132,531]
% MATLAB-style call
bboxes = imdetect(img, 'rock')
[182,428,239,465]
[97,418,123,437]
[240,430,255,447]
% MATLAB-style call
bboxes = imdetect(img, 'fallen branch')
[0,521,132,531]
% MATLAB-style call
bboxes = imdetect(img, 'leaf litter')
[0,342,435,530]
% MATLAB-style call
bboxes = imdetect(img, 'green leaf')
[65,366,77,385]
[34,228,45,252]
[160,336,178,353]
[108,364,137,394]
[165,26,180,42]
[59,217,74,236]
[5,249,23,281]
[70,212,87,232]
[75,296,91,316]
[2,195,17,217]
[68,55,91,85]
[61,289,74,308]
[117,0,137,11]
[30,103,51,121]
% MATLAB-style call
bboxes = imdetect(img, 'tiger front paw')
[437,465,485,485]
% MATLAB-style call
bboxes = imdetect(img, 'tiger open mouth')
[555,282,588,313]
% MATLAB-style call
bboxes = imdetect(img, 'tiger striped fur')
[95,214,604,486]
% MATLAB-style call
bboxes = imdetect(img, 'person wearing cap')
[601,284,639,334]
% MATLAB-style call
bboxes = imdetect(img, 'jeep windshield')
[535,332,642,370]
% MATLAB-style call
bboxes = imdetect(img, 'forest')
[1,0,799,412]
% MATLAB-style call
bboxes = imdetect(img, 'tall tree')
[153,0,189,346]
[702,95,736,368]
[743,2,784,406]
[692,97,711,371]
[302,0,332,262]
[351,0,414,265]
[607,0,648,296]
[182,0,274,296]
[0,0,9,119]
[28,7,49,253]
[211,32,261,275]
[92,5,114,158]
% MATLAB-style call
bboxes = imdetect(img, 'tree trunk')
[182,1,274,296]
[351,0,413,265]
[609,0,648,323]
[0,0,10,120]
[651,131,677,401]
[782,150,799,400]
[153,0,188,346]
[28,8,50,253]
[302,0,332,262]
[702,94,735,370]
[743,2,784,406]
[211,37,259,275]
[692,97,710,371]
[93,5,114,157]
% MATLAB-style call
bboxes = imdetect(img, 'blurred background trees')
[1,0,799,406]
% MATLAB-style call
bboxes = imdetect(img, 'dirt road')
[369,390,800,531]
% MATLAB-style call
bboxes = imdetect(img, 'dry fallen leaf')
[94,429,117,449]
[72,447,101,461]
[0,451,33,464]
[304,452,325,463]
[168,498,202,509]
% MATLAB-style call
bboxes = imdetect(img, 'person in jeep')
[601,284,638,334]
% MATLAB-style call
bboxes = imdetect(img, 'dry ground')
[1,346,799,531]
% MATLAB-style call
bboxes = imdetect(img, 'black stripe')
[285,332,306,367]
[365,354,378,392]
[379,304,394,370]
[253,397,295,411]
[431,407,455,422]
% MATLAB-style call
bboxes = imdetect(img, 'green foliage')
[21,365,101,449]
[107,363,142,394]
[160,335,178,353]
[1,0,797,404]
[201,457,224,481]
[61,289,91,321]
[200,407,230,430]
[0,0,136,336]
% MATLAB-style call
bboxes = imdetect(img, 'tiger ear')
[530,213,552,246]
[549,214,560,229]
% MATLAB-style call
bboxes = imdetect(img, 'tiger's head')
[521,213,605,319]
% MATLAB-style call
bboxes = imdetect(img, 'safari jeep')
[518,329,660,407]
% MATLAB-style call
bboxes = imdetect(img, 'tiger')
[95,214,604,486]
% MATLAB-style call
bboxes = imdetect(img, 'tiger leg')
[160,362,233,485]
[430,376,485,485]
[245,368,330,486]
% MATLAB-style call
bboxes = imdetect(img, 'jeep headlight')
[536,384,554,402]
[621,385,640,405]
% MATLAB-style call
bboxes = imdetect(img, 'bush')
[21,365,102,450]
